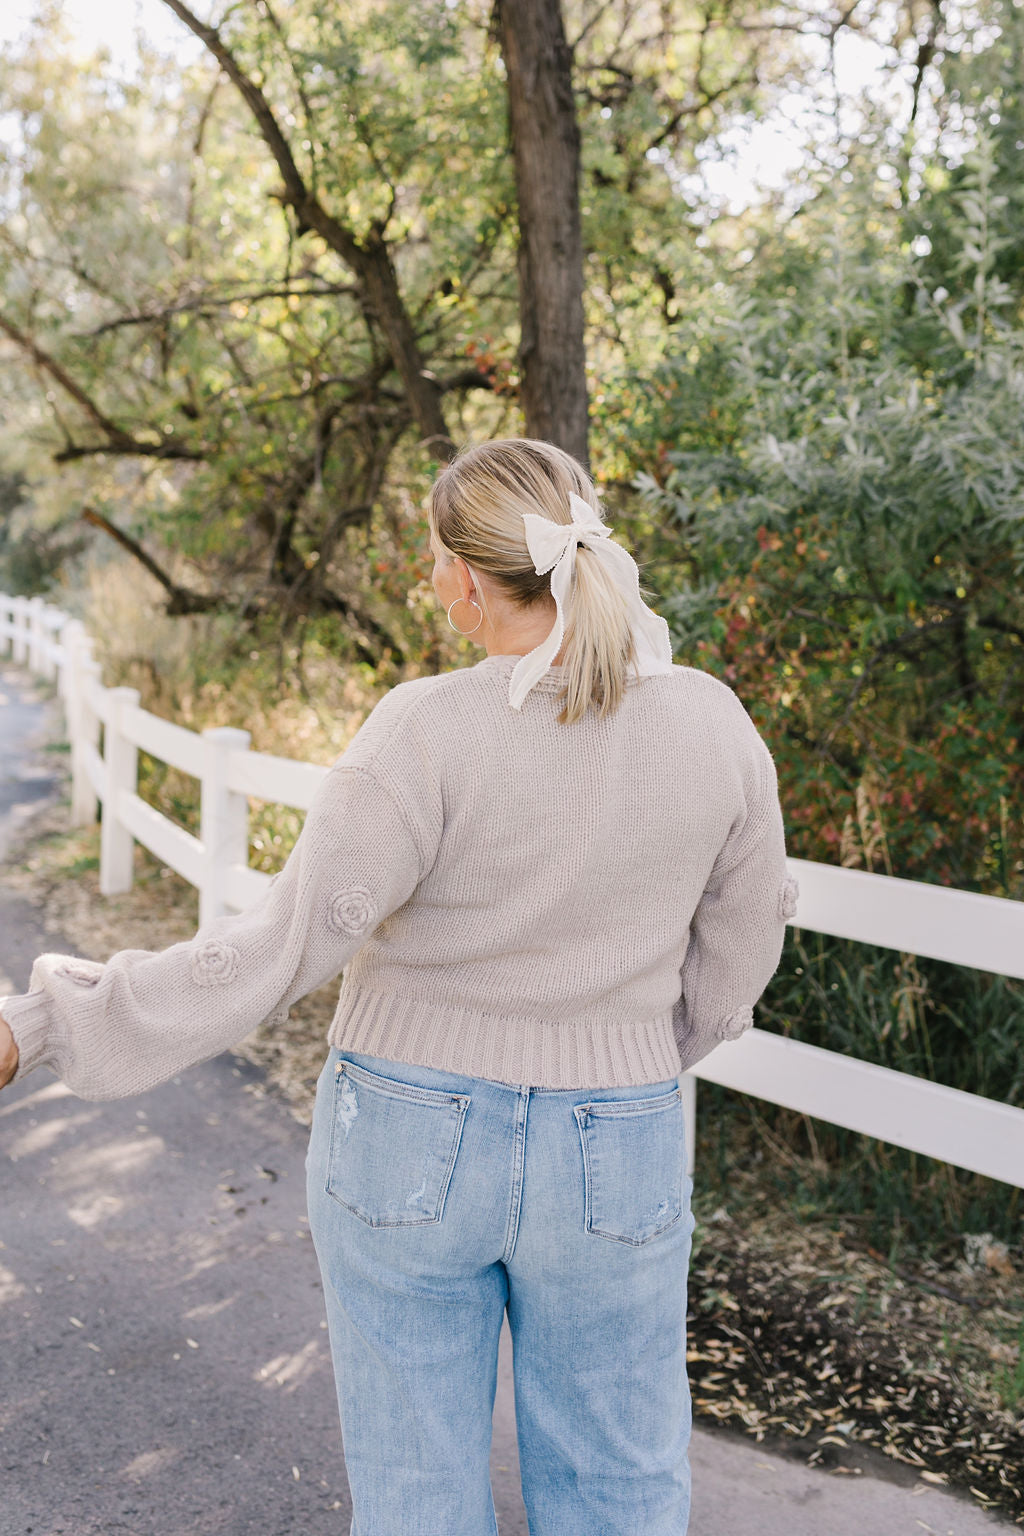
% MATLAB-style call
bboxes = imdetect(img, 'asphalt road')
[0,662,1012,1535]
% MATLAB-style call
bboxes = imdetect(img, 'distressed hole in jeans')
[336,1075,359,1138]
[405,1169,429,1209]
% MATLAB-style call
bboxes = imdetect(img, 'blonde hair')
[428,437,638,725]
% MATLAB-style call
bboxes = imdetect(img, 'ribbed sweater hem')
[326,978,682,1089]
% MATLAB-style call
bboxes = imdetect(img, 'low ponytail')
[552,538,637,723]
[428,437,639,724]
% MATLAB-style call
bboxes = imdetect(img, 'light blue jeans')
[305,1046,695,1535]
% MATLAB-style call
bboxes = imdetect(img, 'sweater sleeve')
[0,764,433,1101]
[672,733,798,1073]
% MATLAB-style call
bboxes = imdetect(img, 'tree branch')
[78,281,361,337]
[977,613,1024,645]
[80,507,224,614]
[158,0,455,457]
[0,311,135,445]
[0,310,203,462]
[819,612,958,751]
[53,441,204,463]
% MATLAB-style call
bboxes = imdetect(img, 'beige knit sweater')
[2,653,797,1097]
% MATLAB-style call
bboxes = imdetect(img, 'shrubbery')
[622,130,1024,1247]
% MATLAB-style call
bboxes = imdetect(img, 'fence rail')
[3,590,1023,1190]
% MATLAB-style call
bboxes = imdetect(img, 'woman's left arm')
[0,764,431,1101]
[672,735,797,1072]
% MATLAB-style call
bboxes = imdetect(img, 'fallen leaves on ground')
[687,1203,1023,1524]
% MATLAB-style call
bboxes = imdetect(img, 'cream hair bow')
[508,490,674,711]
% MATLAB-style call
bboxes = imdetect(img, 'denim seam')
[500,1089,529,1265]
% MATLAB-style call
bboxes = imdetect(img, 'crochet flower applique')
[327,888,377,938]
[56,959,103,988]
[717,1005,753,1042]
[778,875,800,922]
[190,940,240,987]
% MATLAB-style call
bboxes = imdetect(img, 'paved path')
[0,663,1012,1535]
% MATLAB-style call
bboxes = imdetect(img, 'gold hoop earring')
[447,597,483,636]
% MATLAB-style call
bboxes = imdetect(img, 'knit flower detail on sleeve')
[327,888,377,938]
[56,959,103,988]
[778,875,800,923]
[717,1005,754,1042]
[190,940,240,987]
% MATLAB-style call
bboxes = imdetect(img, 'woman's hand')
[0,1012,19,1090]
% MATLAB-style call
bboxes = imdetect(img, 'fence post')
[28,595,46,674]
[681,1073,697,1180]
[41,605,62,681]
[57,617,83,741]
[25,598,35,670]
[12,596,28,664]
[38,605,52,680]
[199,726,251,928]
[70,636,100,827]
[0,593,10,657]
[99,686,141,896]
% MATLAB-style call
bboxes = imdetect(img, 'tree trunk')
[496,0,590,467]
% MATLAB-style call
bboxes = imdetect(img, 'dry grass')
[75,560,408,763]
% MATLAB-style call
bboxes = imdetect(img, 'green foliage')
[0,0,806,648]
[908,0,1024,307]
[615,29,1024,1243]
[629,129,1024,899]
[994,1321,1024,1412]
[699,1072,1022,1253]
[0,472,87,593]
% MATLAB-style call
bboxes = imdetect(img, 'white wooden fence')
[3,591,1024,1190]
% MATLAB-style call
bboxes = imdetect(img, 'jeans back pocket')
[574,1086,685,1246]
[325,1059,470,1228]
